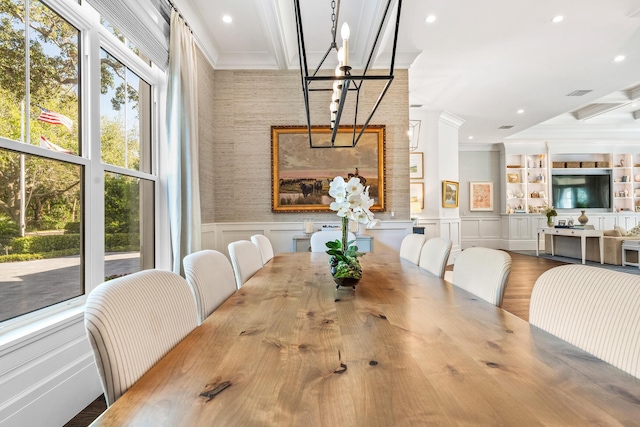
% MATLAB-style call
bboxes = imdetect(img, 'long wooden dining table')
[91,252,640,426]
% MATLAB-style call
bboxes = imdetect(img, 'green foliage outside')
[3,232,139,263]
[11,233,80,253]
[0,0,145,257]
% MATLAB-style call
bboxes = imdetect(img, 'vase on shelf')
[578,210,589,225]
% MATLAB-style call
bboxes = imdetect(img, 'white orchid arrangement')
[328,176,380,229]
[325,176,379,280]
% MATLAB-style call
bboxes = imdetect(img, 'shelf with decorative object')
[504,152,549,214]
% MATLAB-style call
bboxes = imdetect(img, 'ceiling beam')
[572,103,627,121]
[628,85,640,101]
[256,0,288,70]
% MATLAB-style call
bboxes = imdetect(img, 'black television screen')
[551,174,611,209]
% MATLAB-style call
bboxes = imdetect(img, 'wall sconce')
[409,120,421,151]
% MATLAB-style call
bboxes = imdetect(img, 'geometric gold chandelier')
[294,0,403,148]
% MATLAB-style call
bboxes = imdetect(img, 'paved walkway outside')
[0,252,139,322]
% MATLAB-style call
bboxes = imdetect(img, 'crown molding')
[506,124,640,140]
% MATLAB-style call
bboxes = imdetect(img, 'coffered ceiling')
[173,0,640,145]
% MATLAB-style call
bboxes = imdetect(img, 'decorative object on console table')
[442,180,459,208]
[303,218,314,234]
[578,210,589,225]
[542,204,557,227]
[326,175,379,289]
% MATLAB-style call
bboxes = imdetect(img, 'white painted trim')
[0,312,101,427]
[202,221,414,256]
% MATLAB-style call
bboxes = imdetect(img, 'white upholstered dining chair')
[84,270,198,406]
[418,237,452,278]
[183,250,237,324]
[529,264,640,379]
[251,234,274,265]
[399,234,426,265]
[450,247,512,307]
[310,231,356,252]
[228,240,264,288]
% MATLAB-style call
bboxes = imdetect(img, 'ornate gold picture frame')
[271,125,385,212]
[442,180,459,208]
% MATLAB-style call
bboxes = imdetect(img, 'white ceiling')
[174,0,640,145]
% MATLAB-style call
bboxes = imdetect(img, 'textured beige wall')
[198,66,409,222]
[197,48,216,223]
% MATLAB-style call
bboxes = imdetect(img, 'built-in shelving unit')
[499,143,640,251]
[612,153,634,212]
[504,147,640,215]
[634,154,640,213]
[504,153,549,214]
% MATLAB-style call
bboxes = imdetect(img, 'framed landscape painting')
[271,125,386,212]
[409,152,424,179]
[410,182,424,210]
[470,181,494,211]
[442,180,459,208]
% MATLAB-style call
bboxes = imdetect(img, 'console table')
[622,240,640,269]
[536,227,604,265]
[292,235,374,252]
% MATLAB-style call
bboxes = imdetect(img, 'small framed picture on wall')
[409,152,424,179]
[469,182,494,211]
[442,180,459,208]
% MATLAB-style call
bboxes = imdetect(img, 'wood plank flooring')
[64,251,565,426]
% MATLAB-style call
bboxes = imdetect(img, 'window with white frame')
[0,0,160,323]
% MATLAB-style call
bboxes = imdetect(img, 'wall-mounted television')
[551,173,611,209]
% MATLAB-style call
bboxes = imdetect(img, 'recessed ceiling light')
[517,109,524,114]
[468,136,474,140]
[614,55,626,62]
[552,15,564,23]
[425,15,437,23]
[222,15,232,23]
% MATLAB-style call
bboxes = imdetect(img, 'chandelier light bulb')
[341,23,350,67]
[341,22,350,40]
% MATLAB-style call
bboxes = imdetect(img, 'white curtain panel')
[167,10,201,274]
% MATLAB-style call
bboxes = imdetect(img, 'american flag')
[36,107,73,131]
[40,136,74,155]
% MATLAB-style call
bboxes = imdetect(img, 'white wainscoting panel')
[0,311,102,427]
[202,221,414,256]
[461,216,502,249]
[414,218,462,264]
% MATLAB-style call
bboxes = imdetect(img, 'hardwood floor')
[64,396,106,427]
[500,251,567,321]
[64,251,565,426]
